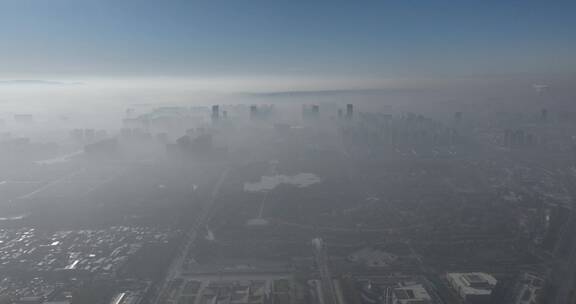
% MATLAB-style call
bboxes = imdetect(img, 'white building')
[393,282,432,304]
[447,272,497,304]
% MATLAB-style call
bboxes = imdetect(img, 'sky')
[0,0,575,90]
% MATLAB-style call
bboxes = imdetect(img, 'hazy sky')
[0,0,574,81]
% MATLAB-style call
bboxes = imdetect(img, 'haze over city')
[0,1,575,304]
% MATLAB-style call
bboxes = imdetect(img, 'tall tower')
[211,105,219,122]
[541,108,548,122]
[312,105,320,117]
[454,111,462,123]
[346,104,353,120]
[250,105,258,121]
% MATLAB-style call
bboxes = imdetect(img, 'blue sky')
[0,0,575,80]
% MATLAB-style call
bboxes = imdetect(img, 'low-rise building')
[447,272,497,304]
[393,282,432,304]
[513,272,544,304]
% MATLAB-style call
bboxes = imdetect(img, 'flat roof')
[447,272,497,296]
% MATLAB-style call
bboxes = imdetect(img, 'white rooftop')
[394,283,432,304]
[447,272,497,296]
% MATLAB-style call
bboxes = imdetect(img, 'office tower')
[504,129,512,147]
[250,105,258,120]
[454,111,462,123]
[541,108,548,122]
[211,105,219,122]
[70,129,84,142]
[346,104,353,119]
[84,129,96,142]
[338,109,343,119]
[312,105,319,117]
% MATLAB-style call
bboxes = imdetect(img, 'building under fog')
[211,105,219,122]
[447,273,497,304]
[346,104,353,119]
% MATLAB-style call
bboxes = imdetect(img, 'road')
[549,169,576,304]
[313,237,338,304]
[18,169,84,200]
[153,168,230,304]
[256,160,277,219]
[552,205,576,303]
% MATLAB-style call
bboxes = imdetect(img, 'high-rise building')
[346,104,353,119]
[70,129,83,142]
[250,105,258,120]
[504,129,512,147]
[541,108,548,122]
[454,111,463,123]
[211,105,219,122]
[338,109,343,119]
[311,105,320,117]
[302,104,319,120]
[84,129,95,142]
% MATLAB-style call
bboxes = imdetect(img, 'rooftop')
[447,272,497,296]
